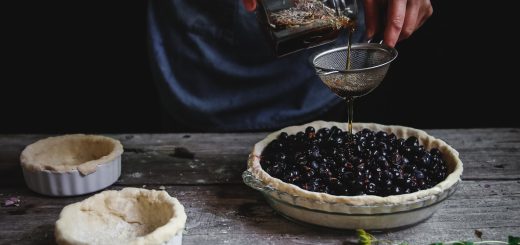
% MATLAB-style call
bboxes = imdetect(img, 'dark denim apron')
[147,0,365,132]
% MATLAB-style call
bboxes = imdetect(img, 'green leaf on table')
[509,236,520,245]
[356,229,373,245]
[430,243,444,245]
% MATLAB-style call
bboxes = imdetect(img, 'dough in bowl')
[21,134,123,175]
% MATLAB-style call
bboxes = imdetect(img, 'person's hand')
[242,0,257,12]
[364,0,433,47]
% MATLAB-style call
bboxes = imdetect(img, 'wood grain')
[0,129,518,244]
[1,180,519,245]
[1,129,519,187]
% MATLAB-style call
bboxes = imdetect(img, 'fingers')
[383,0,407,47]
[399,0,419,41]
[242,0,257,12]
[364,0,380,40]
[417,3,433,28]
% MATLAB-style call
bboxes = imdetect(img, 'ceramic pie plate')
[243,121,463,230]
[55,188,187,245]
[20,134,123,196]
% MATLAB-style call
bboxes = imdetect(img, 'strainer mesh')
[312,45,397,98]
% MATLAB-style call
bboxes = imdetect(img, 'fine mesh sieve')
[312,43,398,98]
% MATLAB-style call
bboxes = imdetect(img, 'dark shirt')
[147,0,365,132]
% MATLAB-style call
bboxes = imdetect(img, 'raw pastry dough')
[20,134,123,175]
[55,188,187,245]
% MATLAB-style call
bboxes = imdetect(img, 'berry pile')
[260,126,448,197]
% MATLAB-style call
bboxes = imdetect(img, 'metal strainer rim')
[311,43,398,73]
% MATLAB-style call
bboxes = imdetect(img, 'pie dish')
[243,120,463,229]
[55,188,187,245]
[20,134,123,196]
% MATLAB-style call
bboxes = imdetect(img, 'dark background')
[0,1,517,133]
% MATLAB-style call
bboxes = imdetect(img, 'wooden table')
[1,129,519,244]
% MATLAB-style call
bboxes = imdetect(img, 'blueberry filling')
[260,126,449,197]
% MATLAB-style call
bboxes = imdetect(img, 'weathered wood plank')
[0,128,519,187]
[424,128,520,180]
[0,133,263,187]
[1,180,519,245]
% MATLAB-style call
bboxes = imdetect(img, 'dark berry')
[305,126,316,139]
[310,160,319,170]
[261,127,449,197]
[296,132,305,141]
[392,186,402,195]
[330,126,341,135]
[405,136,419,147]
[278,132,289,141]
[415,170,425,179]
[401,157,410,165]
[318,166,332,177]
[344,162,354,171]
[420,152,432,167]
[375,131,388,140]
[430,148,442,156]
[387,133,397,142]
[276,153,287,162]
[335,135,345,145]
[303,169,315,179]
[366,183,377,195]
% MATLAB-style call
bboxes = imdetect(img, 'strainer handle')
[316,68,339,76]
[367,39,383,44]
[367,32,384,44]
